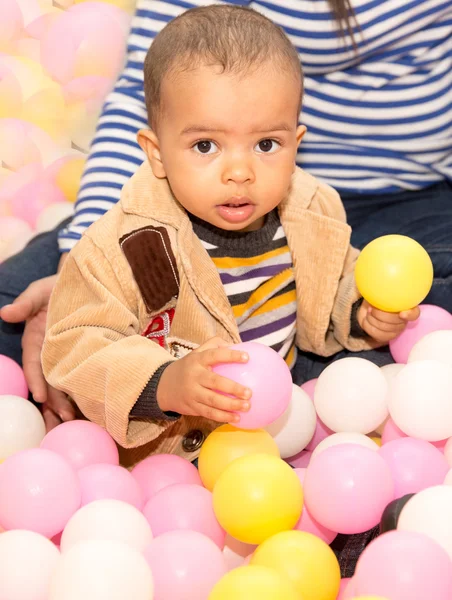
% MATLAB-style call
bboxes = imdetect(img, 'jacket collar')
[122,161,320,228]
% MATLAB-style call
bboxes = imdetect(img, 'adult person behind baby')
[0,0,450,428]
[41,5,418,462]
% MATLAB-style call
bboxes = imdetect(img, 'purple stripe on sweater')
[219,263,292,284]
[240,311,297,342]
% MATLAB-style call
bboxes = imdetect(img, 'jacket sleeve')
[42,234,176,449]
[311,182,381,353]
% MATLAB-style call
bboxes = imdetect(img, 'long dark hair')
[328,0,358,43]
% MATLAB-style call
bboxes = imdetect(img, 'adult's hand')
[0,270,76,430]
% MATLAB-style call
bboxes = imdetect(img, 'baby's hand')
[156,337,251,423]
[358,299,420,343]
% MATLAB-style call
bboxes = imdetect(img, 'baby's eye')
[193,140,218,154]
[255,139,280,153]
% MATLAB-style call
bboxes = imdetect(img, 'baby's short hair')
[144,4,303,128]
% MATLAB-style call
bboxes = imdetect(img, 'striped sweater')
[59,0,452,252]
[191,211,298,368]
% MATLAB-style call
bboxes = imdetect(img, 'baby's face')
[143,62,305,232]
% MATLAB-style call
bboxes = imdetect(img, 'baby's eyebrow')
[180,123,293,135]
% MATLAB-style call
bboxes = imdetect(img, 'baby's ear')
[137,129,166,179]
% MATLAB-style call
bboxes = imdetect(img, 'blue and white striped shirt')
[59,0,452,252]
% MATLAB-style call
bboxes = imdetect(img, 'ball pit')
[0,0,134,262]
[2,314,452,598]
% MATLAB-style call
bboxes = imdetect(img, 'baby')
[42,5,418,464]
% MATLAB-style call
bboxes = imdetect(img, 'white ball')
[398,485,452,560]
[444,468,452,485]
[408,330,452,367]
[443,438,452,467]
[314,358,388,434]
[222,535,256,571]
[0,395,46,460]
[0,530,60,600]
[49,540,154,600]
[265,384,316,458]
[388,360,452,441]
[61,499,152,553]
[374,364,405,434]
[311,431,380,459]
[36,203,74,234]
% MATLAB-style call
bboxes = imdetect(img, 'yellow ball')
[355,235,433,312]
[199,425,280,491]
[251,531,340,600]
[368,436,382,447]
[55,157,86,204]
[350,597,390,600]
[213,453,303,545]
[208,565,299,600]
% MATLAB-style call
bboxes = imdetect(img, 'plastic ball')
[388,360,452,441]
[208,565,299,600]
[314,358,388,434]
[0,530,60,600]
[212,342,292,429]
[53,156,85,202]
[49,540,154,600]
[78,463,144,509]
[213,454,303,545]
[61,499,152,552]
[222,535,257,571]
[144,530,227,600]
[266,384,316,458]
[0,448,81,537]
[379,494,415,534]
[355,235,433,312]
[143,483,225,549]
[286,449,312,468]
[390,305,452,363]
[293,468,337,545]
[408,330,452,367]
[0,355,28,397]
[444,468,452,485]
[36,201,74,233]
[198,425,279,492]
[305,416,333,452]
[131,453,202,504]
[40,420,119,470]
[444,439,452,467]
[251,530,340,600]
[304,444,394,534]
[398,485,452,559]
[379,438,449,498]
[0,395,45,460]
[352,530,452,600]
[311,432,380,459]
[0,216,34,262]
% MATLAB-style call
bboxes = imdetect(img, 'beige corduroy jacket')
[42,162,375,466]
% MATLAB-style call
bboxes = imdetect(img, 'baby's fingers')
[368,306,405,325]
[366,313,406,334]
[399,306,421,321]
[202,370,251,401]
[198,392,241,424]
[202,347,249,368]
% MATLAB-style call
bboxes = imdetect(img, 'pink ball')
[11,177,66,228]
[0,355,28,398]
[212,342,292,429]
[304,444,394,534]
[131,454,202,504]
[379,438,449,498]
[301,378,317,399]
[143,483,226,549]
[0,448,81,537]
[78,463,144,510]
[305,417,334,452]
[293,468,337,544]
[382,418,447,450]
[143,530,227,600]
[40,420,119,471]
[353,530,452,600]
[389,304,452,364]
[336,578,351,600]
[286,450,312,468]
